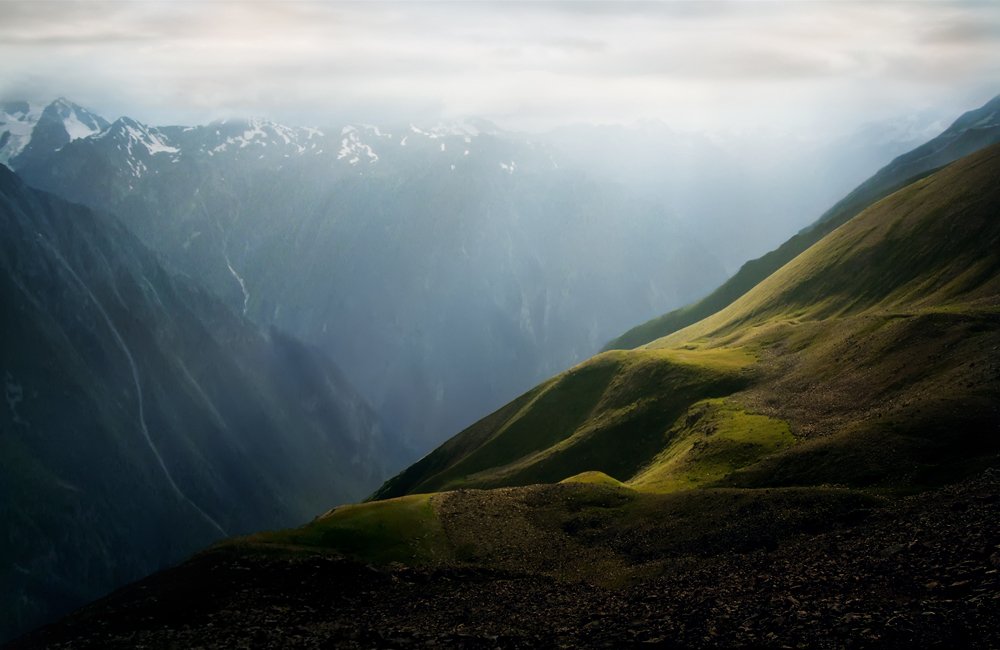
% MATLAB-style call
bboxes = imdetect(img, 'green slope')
[373,143,1000,501]
[228,143,1000,599]
[371,347,755,498]
[652,142,1000,341]
[236,482,880,587]
[606,93,1000,351]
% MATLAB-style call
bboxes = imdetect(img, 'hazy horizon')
[2,1,998,136]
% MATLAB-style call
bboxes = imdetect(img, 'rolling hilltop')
[13,141,1000,647]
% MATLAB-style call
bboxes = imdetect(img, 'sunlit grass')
[239,493,449,564]
[629,399,794,493]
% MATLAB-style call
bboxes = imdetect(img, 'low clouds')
[921,14,1000,47]
[0,1,997,132]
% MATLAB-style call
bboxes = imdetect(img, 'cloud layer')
[2,1,998,131]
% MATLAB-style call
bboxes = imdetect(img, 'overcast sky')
[1,1,998,133]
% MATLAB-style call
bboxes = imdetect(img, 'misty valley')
[2,11,1000,646]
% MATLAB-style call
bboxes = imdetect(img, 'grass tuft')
[560,471,628,488]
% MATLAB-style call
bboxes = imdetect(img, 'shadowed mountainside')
[0,166,404,642]
[13,114,726,451]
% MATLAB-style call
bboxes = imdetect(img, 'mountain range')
[6,103,732,450]
[3,99,943,451]
[7,99,999,648]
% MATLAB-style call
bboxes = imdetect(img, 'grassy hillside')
[651,146,1000,340]
[234,481,882,587]
[17,139,1000,650]
[181,146,1000,632]
[606,94,1000,351]
[372,347,755,497]
[372,143,1000,503]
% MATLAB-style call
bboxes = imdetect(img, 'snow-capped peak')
[102,117,178,155]
[203,117,324,156]
[1,98,109,168]
[47,98,109,142]
[96,117,180,179]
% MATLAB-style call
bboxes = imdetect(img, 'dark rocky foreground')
[9,469,1000,649]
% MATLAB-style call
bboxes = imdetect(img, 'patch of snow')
[142,130,179,155]
[105,119,179,159]
[224,250,250,315]
[338,129,379,165]
[430,122,481,138]
[62,110,101,140]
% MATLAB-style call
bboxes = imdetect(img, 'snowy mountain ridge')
[1,98,109,169]
[1,98,538,177]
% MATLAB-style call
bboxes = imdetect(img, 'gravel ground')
[8,469,999,649]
